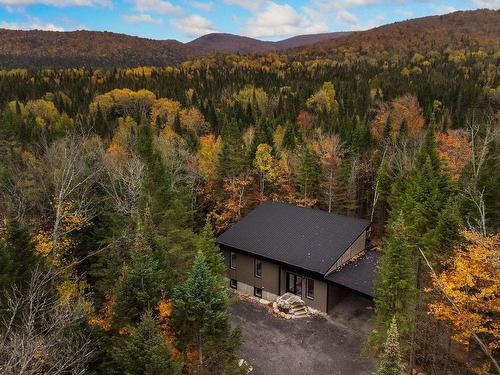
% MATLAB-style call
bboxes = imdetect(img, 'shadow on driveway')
[230,299,376,375]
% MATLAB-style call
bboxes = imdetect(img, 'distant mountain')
[187,33,275,54]
[0,29,193,68]
[0,9,497,68]
[275,32,350,50]
[0,29,348,68]
[187,32,349,54]
[298,9,500,56]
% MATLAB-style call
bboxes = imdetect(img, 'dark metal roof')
[216,201,370,275]
[325,251,381,297]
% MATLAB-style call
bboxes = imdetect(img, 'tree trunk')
[198,332,203,374]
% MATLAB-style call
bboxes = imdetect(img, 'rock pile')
[274,293,309,319]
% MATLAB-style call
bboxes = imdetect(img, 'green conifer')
[374,317,405,375]
[112,310,180,375]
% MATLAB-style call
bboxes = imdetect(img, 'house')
[216,201,381,313]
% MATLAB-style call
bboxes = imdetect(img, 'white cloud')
[352,14,385,30]
[434,5,456,14]
[0,0,109,6]
[472,0,500,7]
[244,2,328,38]
[0,19,64,30]
[191,0,214,11]
[395,8,413,18]
[122,13,161,24]
[313,0,382,12]
[336,9,357,24]
[171,14,217,37]
[133,0,181,15]
[223,0,266,12]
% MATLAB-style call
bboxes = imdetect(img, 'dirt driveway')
[230,298,376,375]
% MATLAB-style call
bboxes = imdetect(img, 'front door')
[286,272,302,296]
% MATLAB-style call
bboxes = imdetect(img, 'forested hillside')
[0,10,498,68]
[0,10,499,375]
[298,9,500,57]
[0,29,346,68]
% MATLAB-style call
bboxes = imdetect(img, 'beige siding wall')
[279,268,328,312]
[222,249,330,313]
[325,230,367,275]
[223,249,280,300]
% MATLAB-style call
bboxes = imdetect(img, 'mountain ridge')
[0,9,498,68]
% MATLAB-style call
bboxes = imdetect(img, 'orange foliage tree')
[372,94,425,141]
[436,130,472,181]
[428,230,500,357]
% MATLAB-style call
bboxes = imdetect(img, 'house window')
[306,278,314,300]
[254,258,262,278]
[230,279,237,289]
[254,287,262,298]
[286,272,302,296]
[230,252,236,269]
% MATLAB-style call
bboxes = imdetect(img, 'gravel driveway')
[230,298,376,375]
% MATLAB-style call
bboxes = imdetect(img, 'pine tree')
[297,146,319,199]
[374,317,405,375]
[220,117,246,179]
[172,252,242,374]
[0,220,38,294]
[112,310,180,375]
[197,219,226,283]
[390,129,459,263]
[173,111,182,135]
[114,224,172,324]
[373,212,416,341]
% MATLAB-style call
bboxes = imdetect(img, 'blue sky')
[0,0,497,42]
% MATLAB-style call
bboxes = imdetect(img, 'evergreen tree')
[172,252,242,374]
[0,220,38,294]
[297,146,319,199]
[112,310,180,375]
[390,129,459,263]
[374,317,405,375]
[114,224,171,324]
[373,213,416,341]
[220,118,246,179]
[197,219,226,284]
[173,111,182,135]
[282,122,296,150]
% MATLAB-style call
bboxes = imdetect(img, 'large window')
[230,252,236,269]
[286,272,302,296]
[254,258,262,278]
[306,278,314,300]
[254,287,262,298]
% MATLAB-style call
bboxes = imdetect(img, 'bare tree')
[154,133,191,191]
[0,266,94,375]
[314,131,345,213]
[102,153,145,217]
[28,135,104,262]
[463,117,497,236]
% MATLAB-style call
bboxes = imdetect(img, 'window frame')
[230,279,237,289]
[286,272,302,297]
[230,252,236,270]
[254,287,262,298]
[306,278,314,300]
[254,258,262,278]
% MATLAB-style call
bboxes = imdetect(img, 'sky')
[0,0,498,42]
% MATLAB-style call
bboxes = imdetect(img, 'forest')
[0,35,499,375]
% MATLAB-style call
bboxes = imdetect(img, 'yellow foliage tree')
[197,135,222,189]
[428,230,500,353]
[254,143,277,197]
[306,81,339,114]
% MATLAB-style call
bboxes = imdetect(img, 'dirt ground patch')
[230,298,376,375]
